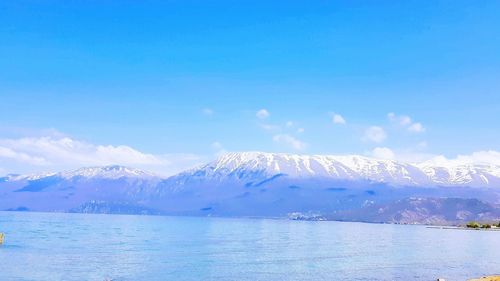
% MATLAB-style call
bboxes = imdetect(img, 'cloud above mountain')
[408,122,425,133]
[256,109,270,119]
[0,136,204,176]
[426,150,500,166]
[1,131,499,178]
[364,126,387,143]
[0,146,49,165]
[332,114,346,125]
[371,147,395,160]
[273,134,307,150]
[388,113,426,133]
[0,136,162,166]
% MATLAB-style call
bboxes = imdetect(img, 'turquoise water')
[0,212,499,281]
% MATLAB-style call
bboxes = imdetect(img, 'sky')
[1,0,500,176]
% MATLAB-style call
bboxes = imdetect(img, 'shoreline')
[427,226,500,231]
[1,210,500,229]
[469,276,500,281]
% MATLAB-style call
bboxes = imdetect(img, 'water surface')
[0,212,499,280]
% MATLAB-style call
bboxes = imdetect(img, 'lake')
[0,211,499,281]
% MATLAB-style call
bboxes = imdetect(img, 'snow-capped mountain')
[2,172,58,182]
[4,152,500,188]
[169,152,500,188]
[417,162,500,187]
[0,165,162,214]
[3,165,159,182]
[59,165,160,180]
[1,152,500,222]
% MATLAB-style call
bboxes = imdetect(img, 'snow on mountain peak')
[3,172,58,182]
[181,151,500,187]
[4,152,500,188]
[2,165,161,182]
[59,165,159,179]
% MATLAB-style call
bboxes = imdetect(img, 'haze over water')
[0,211,499,281]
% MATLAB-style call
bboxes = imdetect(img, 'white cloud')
[371,147,395,160]
[286,121,294,128]
[0,137,162,166]
[0,146,48,165]
[297,128,305,134]
[202,108,214,116]
[400,116,412,126]
[387,112,411,125]
[367,146,500,166]
[457,150,500,165]
[211,141,227,156]
[332,114,346,125]
[417,141,428,149]
[0,136,204,176]
[408,122,425,133]
[388,113,425,134]
[273,134,307,150]
[256,109,270,119]
[366,148,436,164]
[428,150,500,166]
[211,141,223,150]
[363,126,387,143]
[259,124,280,131]
[396,152,438,163]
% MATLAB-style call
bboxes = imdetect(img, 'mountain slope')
[0,165,161,212]
[329,197,500,225]
[163,152,500,188]
[1,152,500,223]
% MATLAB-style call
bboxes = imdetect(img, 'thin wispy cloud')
[427,150,500,166]
[259,124,280,131]
[417,141,428,149]
[388,113,411,126]
[202,108,214,116]
[363,126,387,143]
[332,114,346,125]
[211,141,227,156]
[388,113,425,133]
[370,147,395,160]
[368,146,500,166]
[273,134,307,151]
[0,146,49,165]
[256,109,270,120]
[408,122,425,133]
[211,141,224,151]
[367,146,434,163]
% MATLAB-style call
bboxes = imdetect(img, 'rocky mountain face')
[1,152,500,224]
[328,197,500,225]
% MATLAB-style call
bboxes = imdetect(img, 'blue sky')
[1,1,500,175]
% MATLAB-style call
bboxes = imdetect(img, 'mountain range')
[1,152,499,224]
